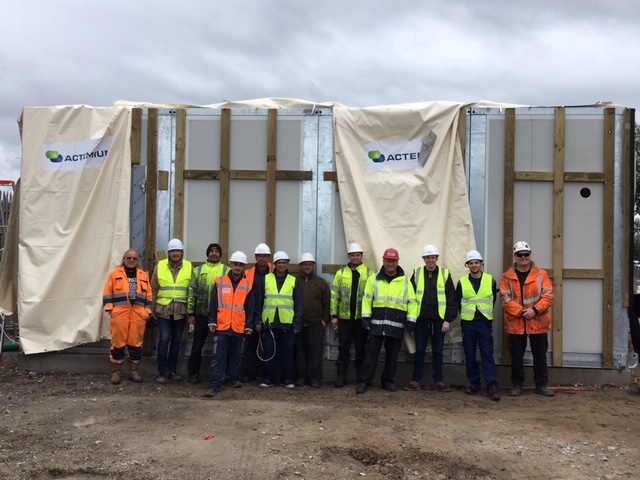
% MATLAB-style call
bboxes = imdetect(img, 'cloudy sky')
[1,0,638,181]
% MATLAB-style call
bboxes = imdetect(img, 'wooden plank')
[157,171,169,191]
[602,108,616,368]
[514,171,553,182]
[184,169,312,181]
[266,109,277,250]
[502,108,516,363]
[622,109,632,308]
[563,269,604,279]
[219,109,231,263]
[564,172,605,182]
[323,171,337,182]
[130,108,142,166]
[552,107,565,366]
[174,109,186,240]
[145,109,158,271]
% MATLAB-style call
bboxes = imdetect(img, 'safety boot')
[128,360,143,383]
[110,362,122,385]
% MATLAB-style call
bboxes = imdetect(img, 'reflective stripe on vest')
[216,275,251,332]
[372,275,409,311]
[332,264,373,319]
[414,266,449,318]
[262,273,296,325]
[157,259,192,305]
[459,273,494,321]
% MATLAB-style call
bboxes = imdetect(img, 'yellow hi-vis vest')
[459,273,494,321]
[262,273,296,325]
[330,263,373,320]
[413,266,449,319]
[156,259,193,305]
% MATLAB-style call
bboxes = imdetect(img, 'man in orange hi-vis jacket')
[500,241,555,398]
[103,249,153,385]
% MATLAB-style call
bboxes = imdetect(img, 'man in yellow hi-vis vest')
[151,238,193,384]
[405,244,457,392]
[455,250,500,401]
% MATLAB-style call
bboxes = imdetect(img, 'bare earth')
[0,352,639,480]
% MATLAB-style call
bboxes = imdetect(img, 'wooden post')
[552,107,565,366]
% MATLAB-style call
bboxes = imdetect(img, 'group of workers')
[102,239,555,400]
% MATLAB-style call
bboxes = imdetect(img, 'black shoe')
[356,382,368,394]
[168,371,182,381]
[227,380,242,388]
[335,376,346,388]
[239,374,255,384]
[296,378,306,387]
[259,379,276,388]
[310,380,321,389]
[535,385,555,397]
[488,385,501,401]
[382,382,397,392]
[155,374,167,384]
[510,384,524,396]
[205,387,218,397]
[188,374,199,385]
[465,384,481,395]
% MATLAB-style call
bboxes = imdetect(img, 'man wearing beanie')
[186,242,229,384]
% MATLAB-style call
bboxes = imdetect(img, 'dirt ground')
[0,352,639,480]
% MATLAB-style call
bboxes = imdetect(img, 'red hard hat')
[382,248,399,260]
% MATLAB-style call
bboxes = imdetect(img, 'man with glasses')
[103,249,153,384]
[500,241,555,397]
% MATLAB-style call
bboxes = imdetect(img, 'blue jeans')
[262,328,295,383]
[461,319,497,388]
[157,316,186,375]
[210,332,243,389]
[413,319,445,383]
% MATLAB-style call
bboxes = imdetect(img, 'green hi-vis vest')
[156,259,193,305]
[262,273,296,325]
[188,261,230,316]
[413,266,449,319]
[459,273,494,321]
[330,263,373,319]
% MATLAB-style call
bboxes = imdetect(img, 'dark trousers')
[241,331,264,379]
[295,322,325,383]
[157,316,186,374]
[188,315,211,376]
[263,329,295,383]
[509,332,549,387]
[413,319,445,383]
[336,318,368,382]
[461,319,497,388]
[361,334,402,386]
[209,333,243,389]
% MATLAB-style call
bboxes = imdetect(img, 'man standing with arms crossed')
[330,243,373,388]
[456,250,500,401]
[501,241,555,397]
[405,245,457,392]
[357,248,417,394]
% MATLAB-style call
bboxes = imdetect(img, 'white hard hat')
[465,250,483,264]
[229,251,248,264]
[299,252,315,264]
[167,238,184,251]
[513,241,531,253]
[347,242,364,254]
[273,251,290,263]
[254,243,271,255]
[421,244,439,257]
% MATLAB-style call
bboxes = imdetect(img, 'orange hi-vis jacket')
[500,263,553,335]
[103,266,153,317]
[215,275,252,333]
[245,262,272,289]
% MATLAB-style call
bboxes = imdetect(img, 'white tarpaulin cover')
[333,101,475,279]
[16,106,131,354]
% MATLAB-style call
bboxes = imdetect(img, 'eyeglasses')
[515,252,530,258]
[125,256,139,260]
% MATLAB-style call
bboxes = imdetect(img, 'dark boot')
[110,362,122,385]
[128,360,143,383]
[335,366,346,388]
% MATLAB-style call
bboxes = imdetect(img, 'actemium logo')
[45,150,63,163]
[368,150,385,163]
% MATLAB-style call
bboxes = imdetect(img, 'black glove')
[146,316,158,327]
[254,322,262,333]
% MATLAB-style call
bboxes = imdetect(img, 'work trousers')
[361,334,402,387]
[413,319,445,383]
[461,319,497,387]
[295,322,325,383]
[157,316,186,374]
[188,315,211,376]
[336,318,368,382]
[262,328,295,383]
[109,306,147,363]
[509,332,549,387]
[241,330,264,379]
[209,332,243,389]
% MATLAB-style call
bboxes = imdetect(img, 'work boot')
[335,375,346,388]
[510,384,523,396]
[488,385,501,401]
[110,362,122,385]
[433,382,451,392]
[128,360,143,383]
[535,385,555,397]
[465,384,481,395]
[356,382,368,394]
[403,381,421,391]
